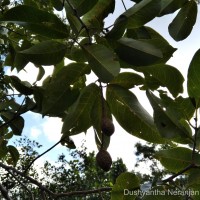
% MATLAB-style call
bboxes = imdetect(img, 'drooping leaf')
[155,147,200,172]
[106,85,166,143]
[0,5,69,38]
[110,72,144,89]
[83,44,120,83]
[159,0,188,16]
[1,111,24,136]
[168,1,197,41]
[19,40,66,65]
[146,91,192,144]
[116,38,163,66]
[111,172,140,200]
[138,64,184,97]
[187,49,200,99]
[91,94,111,150]
[121,0,161,28]
[62,83,100,136]
[7,145,19,166]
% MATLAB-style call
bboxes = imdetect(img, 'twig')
[121,0,127,10]
[0,183,12,200]
[24,139,62,174]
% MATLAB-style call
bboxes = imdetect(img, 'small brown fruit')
[96,149,112,172]
[101,118,115,136]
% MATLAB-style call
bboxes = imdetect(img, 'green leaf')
[0,140,8,159]
[138,64,184,97]
[127,26,177,64]
[110,72,144,89]
[82,0,115,28]
[121,0,161,28]
[67,14,82,36]
[35,65,45,82]
[42,87,79,117]
[7,145,19,166]
[106,15,127,40]
[42,63,90,116]
[66,0,98,16]
[1,111,24,136]
[91,95,111,150]
[66,45,87,63]
[83,44,120,83]
[160,94,195,121]
[106,85,165,143]
[111,172,140,200]
[187,49,200,99]
[116,38,163,66]
[159,0,188,16]
[9,75,33,95]
[146,91,192,144]
[14,40,32,71]
[155,147,200,173]
[62,83,100,135]
[19,40,66,65]
[0,5,69,38]
[168,1,197,41]
[188,169,200,187]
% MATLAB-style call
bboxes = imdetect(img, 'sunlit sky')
[7,1,200,171]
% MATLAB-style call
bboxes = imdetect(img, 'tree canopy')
[0,0,200,199]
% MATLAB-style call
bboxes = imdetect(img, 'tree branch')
[162,163,197,183]
[0,162,112,199]
[0,162,55,197]
[0,183,12,200]
[7,169,35,200]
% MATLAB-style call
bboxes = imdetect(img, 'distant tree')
[0,137,127,199]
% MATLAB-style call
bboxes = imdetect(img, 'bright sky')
[6,1,200,172]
